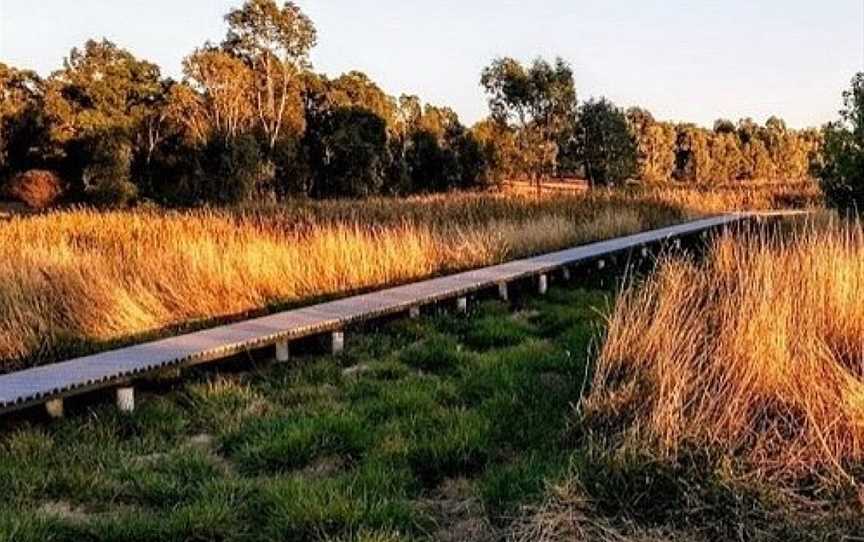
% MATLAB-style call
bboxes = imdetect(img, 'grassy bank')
[0,183,821,372]
[0,286,609,542]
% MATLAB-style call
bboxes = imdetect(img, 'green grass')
[0,287,610,542]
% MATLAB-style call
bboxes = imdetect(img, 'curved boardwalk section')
[0,214,749,416]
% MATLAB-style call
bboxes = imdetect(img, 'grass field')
[0,182,821,372]
[0,286,611,542]
[6,207,864,541]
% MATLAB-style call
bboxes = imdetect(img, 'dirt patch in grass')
[420,478,499,542]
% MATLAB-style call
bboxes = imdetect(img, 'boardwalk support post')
[331,331,345,355]
[409,306,421,319]
[597,259,606,271]
[538,274,548,295]
[640,247,649,259]
[116,387,135,413]
[562,267,571,281]
[45,398,63,419]
[275,340,290,363]
[456,296,468,314]
[498,282,509,302]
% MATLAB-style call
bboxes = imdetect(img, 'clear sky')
[1,0,862,128]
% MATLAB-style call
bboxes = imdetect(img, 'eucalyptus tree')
[572,98,637,186]
[42,39,165,203]
[223,0,316,150]
[481,56,577,185]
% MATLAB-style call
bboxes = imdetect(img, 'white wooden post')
[331,331,344,354]
[596,259,606,271]
[537,274,548,295]
[45,398,64,419]
[275,340,290,363]
[640,247,649,258]
[409,306,421,319]
[562,267,571,281]
[116,387,135,413]
[456,296,468,314]
[498,282,509,301]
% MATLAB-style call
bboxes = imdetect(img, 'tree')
[178,47,256,142]
[305,104,389,198]
[223,0,316,150]
[481,57,577,185]
[572,98,638,186]
[816,73,864,211]
[471,118,518,187]
[42,39,165,199]
[713,118,736,135]
[0,63,47,180]
[627,107,676,183]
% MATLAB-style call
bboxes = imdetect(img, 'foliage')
[199,134,264,204]
[0,2,837,204]
[626,108,675,183]
[481,57,577,181]
[42,39,164,195]
[2,169,64,209]
[306,106,390,198]
[80,130,138,207]
[816,73,864,211]
[571,99,637,186]
[223,0,314,150]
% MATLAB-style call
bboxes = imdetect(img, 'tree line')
[0,0,826,208]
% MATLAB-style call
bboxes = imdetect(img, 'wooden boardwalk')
[0,213,752,417]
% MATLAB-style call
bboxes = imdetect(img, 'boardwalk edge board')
[0,212,787,416]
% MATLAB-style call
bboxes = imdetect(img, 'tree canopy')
[0,1,838,208]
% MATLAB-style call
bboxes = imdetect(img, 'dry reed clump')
[584,218,864,486]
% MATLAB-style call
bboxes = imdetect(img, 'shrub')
[199,134,264,204]
[82,135,138,207]
[3,169,64,209]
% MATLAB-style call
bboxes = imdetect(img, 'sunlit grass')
[0,184,819,370]
[585,216,864,487]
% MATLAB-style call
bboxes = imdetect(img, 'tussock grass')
[0,185,817,370]
[585,217,864,487]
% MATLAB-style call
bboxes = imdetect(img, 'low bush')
[3,169,64,209]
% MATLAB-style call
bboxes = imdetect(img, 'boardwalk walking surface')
[0,213,750,415]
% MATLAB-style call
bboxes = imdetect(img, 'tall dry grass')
[585,217,864,486]
[0,193,658,370]
[0,184,819,371]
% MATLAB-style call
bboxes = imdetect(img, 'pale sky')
[1,0,862,128]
